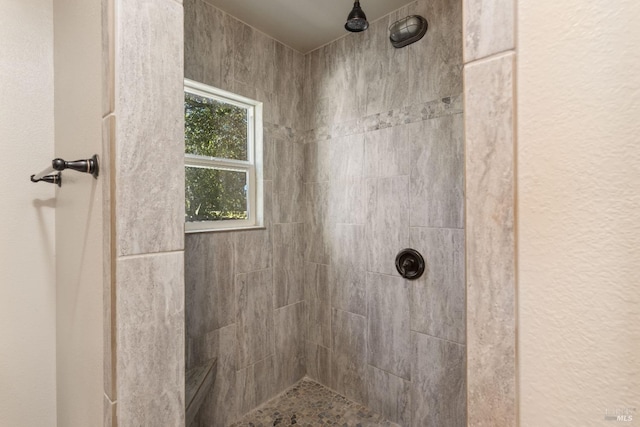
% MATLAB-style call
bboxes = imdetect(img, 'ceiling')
[202,0,416,53]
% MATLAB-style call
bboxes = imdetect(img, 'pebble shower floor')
[228,378,399,426]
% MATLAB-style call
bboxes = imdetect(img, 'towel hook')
[30,154,99,187]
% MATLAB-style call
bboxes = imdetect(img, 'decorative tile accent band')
[304,94,463,144]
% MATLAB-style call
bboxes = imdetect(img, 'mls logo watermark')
[604,407,636,422]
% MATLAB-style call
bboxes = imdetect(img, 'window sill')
[185,225,267,234]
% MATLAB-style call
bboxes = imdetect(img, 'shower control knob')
[395,248,425,280]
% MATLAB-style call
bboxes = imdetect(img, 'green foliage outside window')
[185,93,250,221]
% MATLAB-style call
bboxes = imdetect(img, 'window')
[184,79,263,232]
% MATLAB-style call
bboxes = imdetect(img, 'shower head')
[345,1,369,32]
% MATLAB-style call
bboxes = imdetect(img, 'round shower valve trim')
[395,248,426,280]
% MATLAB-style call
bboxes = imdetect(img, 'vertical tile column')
[463,0,517,425]
[104,0,186,425]
[101,0,116,423]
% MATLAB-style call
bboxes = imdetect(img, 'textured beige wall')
[0,1,56,426]
[517,1,640,425]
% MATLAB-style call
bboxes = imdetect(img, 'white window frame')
[184,78,263,233]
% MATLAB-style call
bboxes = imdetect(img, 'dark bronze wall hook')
[30,154,99,187]
[30,173,62,187]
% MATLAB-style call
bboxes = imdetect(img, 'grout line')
[236,266,272,275]
[274,299,305,312]
[366,363,411,383]
[464,49,516,68]
[330,306,366,319]
[408,225,465,230]
[409,329,467,347]
[104,392,116,405]
[117,249,183,261]
[235,352,276,373]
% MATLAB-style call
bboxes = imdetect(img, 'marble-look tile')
[263,179,273,226]
[463,0,515,62]
[307,299,331,351]
[410,227,465,343]
[290,51,306,130]
[330,224,367,316]
[116,252,184,426]
[364,71,410,117]
[367,365,411,426]
[309,37,360,129]
[367,273,411,379]
[184,0,226,88]
[306,342,331,388]
[306,45,328,105]
[264,122,296,143]
[304,262,330,302]
[101,0,114,116]
[406,0,463,105]
[304,182,331,265]
[115,0,184,256]
[237,355,275,416]
[262,128,276,182]
[411,333,466,427]
[330,134,364,180]
[331,309,367,405]
[366,176,410,275]
[185,232,235,337]
[233,22,275,95]
[358,14,385,84]
[186,329,218,372]
[273,40,293,119]
[364,124,412,178]
[305,263,331,348]
[234,229,272,274]
[328,178,366,225]
[331,118,360,140]
[102,115,116,401]
[358,9,406,85]
[464,52,516,426]
[274,302,306,391]
[273,138,304,223]
[230,80,277,124]
[302,53,312,131]
[104,395,116,427]
[274,43,304,129]
[304,139,331,184]
[215,323,238,371]
[236,268,274,368]
[198,324,238,427]
[410,114,464,229]
[218,11,236,91]
[273,223,305,308]
[304,126,329,146]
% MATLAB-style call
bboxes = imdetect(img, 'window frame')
[184,78,264,233]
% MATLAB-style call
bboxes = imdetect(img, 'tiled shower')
[183,0,465,425]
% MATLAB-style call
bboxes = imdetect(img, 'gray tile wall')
[107,0,186,425]
[303,1,466,426]
[464,0,517,423]
[184,0,465,425]
[184,0,306,425]
[464,53,516,426]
